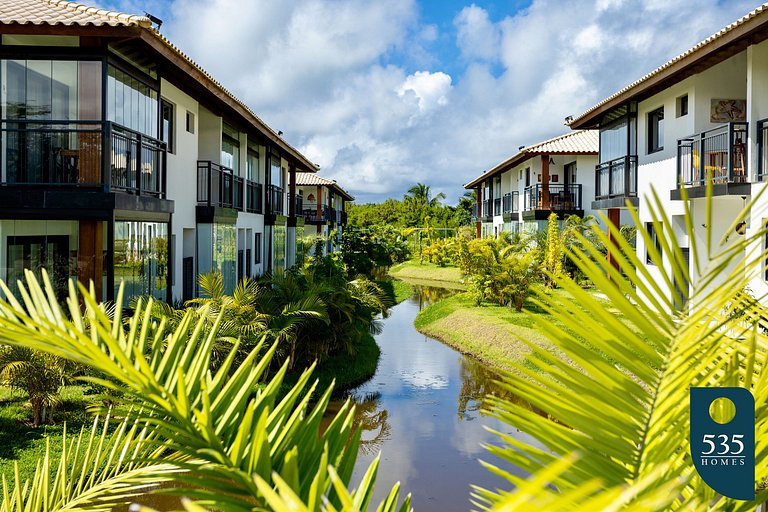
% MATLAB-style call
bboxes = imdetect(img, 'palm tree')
[475,188,768,509]
[0,272,411,511]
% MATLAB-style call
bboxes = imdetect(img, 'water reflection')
[334,284,538,511]
[412,284,457,310]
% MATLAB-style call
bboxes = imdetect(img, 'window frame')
[160,98,175,153]
[646,221,662,265]
[647,106,664,154]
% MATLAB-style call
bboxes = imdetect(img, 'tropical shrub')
[0,346,77,426]
[475,190,768,510]
[341,226,411,277]
[0,272,411,511]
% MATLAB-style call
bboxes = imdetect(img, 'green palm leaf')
[480,188,768,509]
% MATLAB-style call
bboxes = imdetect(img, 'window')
[247,147,260,182]
[646,222,661,265]
[648,107,664,154]
[107,65,159,137]
[676,95,688,117]
[254,233,262,264]
[221,123,240,172]
[160,99,174,153]
[186,110,195,133]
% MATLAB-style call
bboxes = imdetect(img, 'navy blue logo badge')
[690,387,754,500]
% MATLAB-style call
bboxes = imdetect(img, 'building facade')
[0,0,330,303]
[569,3,768,307]
[465,130,599,237]
[295,172,353,256]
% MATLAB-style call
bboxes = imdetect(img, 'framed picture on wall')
[537,174,541,182]
[710,99,746,122]
[552,175,559,182]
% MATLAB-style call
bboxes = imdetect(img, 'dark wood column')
[78,220,103,300]
[541,154,550,209]
[288,163,296,226]
[475,187,481,238]
[607,208,621,271]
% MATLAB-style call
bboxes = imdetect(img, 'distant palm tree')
[405,182,446,208]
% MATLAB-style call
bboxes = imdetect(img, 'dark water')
[335,285,537,512]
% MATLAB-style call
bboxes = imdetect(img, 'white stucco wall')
[160,79,200,301]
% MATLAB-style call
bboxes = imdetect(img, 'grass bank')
[414,291,575,375]
[376,278,414,305]
[0,385,96,483]
[388,260,466,289]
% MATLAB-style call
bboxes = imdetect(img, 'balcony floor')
[592,196,639,210]
[522,208,584,221]
[670,182,751,200]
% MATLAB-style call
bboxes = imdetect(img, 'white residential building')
[569,2,768,307]
[464,130,599,237]
[295,173,353,256]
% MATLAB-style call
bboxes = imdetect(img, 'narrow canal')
[335,285,537,511]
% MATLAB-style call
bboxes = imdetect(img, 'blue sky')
[96,0,759,204]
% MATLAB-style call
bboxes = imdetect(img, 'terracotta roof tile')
[296,172,354,200]
[464,130,597,188]
[0,0,151,27]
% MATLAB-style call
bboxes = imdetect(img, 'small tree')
[543,212,564,287]
[0,346,73,426]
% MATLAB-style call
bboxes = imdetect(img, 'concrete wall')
[160,79,199,301]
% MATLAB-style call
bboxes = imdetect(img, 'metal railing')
[678,122,748,187]
[757,119,768,182]
[0,119,166,197]
[197,161,238,208]
[502,191,519,213]
[290,193,303,216]
[303,202,330,222]
[246,180,262,213]
[266,184,284,216]
[523,184,582,211]
[595,155,637,200]
[481,199,491,218]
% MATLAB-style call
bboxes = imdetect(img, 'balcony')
[266,184,284,216]
[502,191,519,220]
[756,119,768,182]
[481,199,491,221]
[1,119,166,197]
[288,193,303,217]
[594,155,637,206]
[197,161,239,209]
[245,180,262,214]
[675,122,748,198]
[303,202,330,223]
[523,184,583,220]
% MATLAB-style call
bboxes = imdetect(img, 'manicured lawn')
[388,260,466,289]
[0,385,96,484]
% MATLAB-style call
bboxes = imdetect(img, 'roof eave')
[569,6,768,129]
[136,28,319,172]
